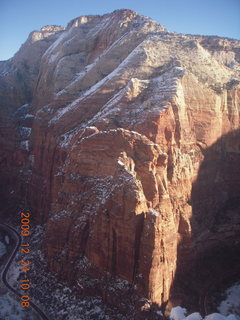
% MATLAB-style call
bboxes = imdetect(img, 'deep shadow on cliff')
[168,129,240,315]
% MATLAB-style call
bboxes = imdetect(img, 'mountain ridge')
[0,9,240,318]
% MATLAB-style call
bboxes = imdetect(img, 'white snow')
[205,314,229,320]
[149,208,160,217]
[0,241,7,257]
[49,52,60,63]
[88,15,113,38]
[68,173,83,180]
[226,316,239,320]
[4,235,10,244]
[86,305,102,316]
[56,33,130,98]
[185,313,203,320]
[18,103,29,109]
[50,99,79,122]
[0,69,10,77]
[24,113,34,119]
[51,32,188,125]
[50,39,147,123]
[170,306,187,320]
[59,130,75,148]
[7,262,22,287]
[61,62,97,89]
[170,306,239,320]
[20,140,29,151]
[85,63,183,126]
[91,66,181,124]
[50,209,73,221]
[218,283,240,317]
[130,130,142,136]
[19,126,31,138]
[43,26,74,59]
[0,293,38,320]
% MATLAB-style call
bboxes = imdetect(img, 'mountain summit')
[0,9,240,319]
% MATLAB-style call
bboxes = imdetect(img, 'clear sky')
[0,0,240,61]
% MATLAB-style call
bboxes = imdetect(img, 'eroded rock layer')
[0,9,240,314]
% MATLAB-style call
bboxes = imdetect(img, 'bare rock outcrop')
[0,9,240,316]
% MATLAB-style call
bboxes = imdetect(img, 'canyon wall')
[0,9,240,314]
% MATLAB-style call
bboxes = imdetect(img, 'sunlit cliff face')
[0,8,240,314]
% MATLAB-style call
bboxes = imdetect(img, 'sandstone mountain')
[0,9,240,318]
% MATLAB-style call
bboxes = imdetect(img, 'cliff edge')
[0,9,240,317]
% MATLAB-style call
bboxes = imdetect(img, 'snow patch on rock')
[218,282,240,318]
[0,241,7,258]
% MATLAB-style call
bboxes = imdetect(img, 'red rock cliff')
[0,9,240,314]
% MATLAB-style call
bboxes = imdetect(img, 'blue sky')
[0,0,240,61]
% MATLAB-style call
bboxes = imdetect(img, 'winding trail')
[0,223,49,320]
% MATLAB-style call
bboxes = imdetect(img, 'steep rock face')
[170,129,240,314]
[0,25,64,108]
[1,9,240,314]
[0,25,64,211]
